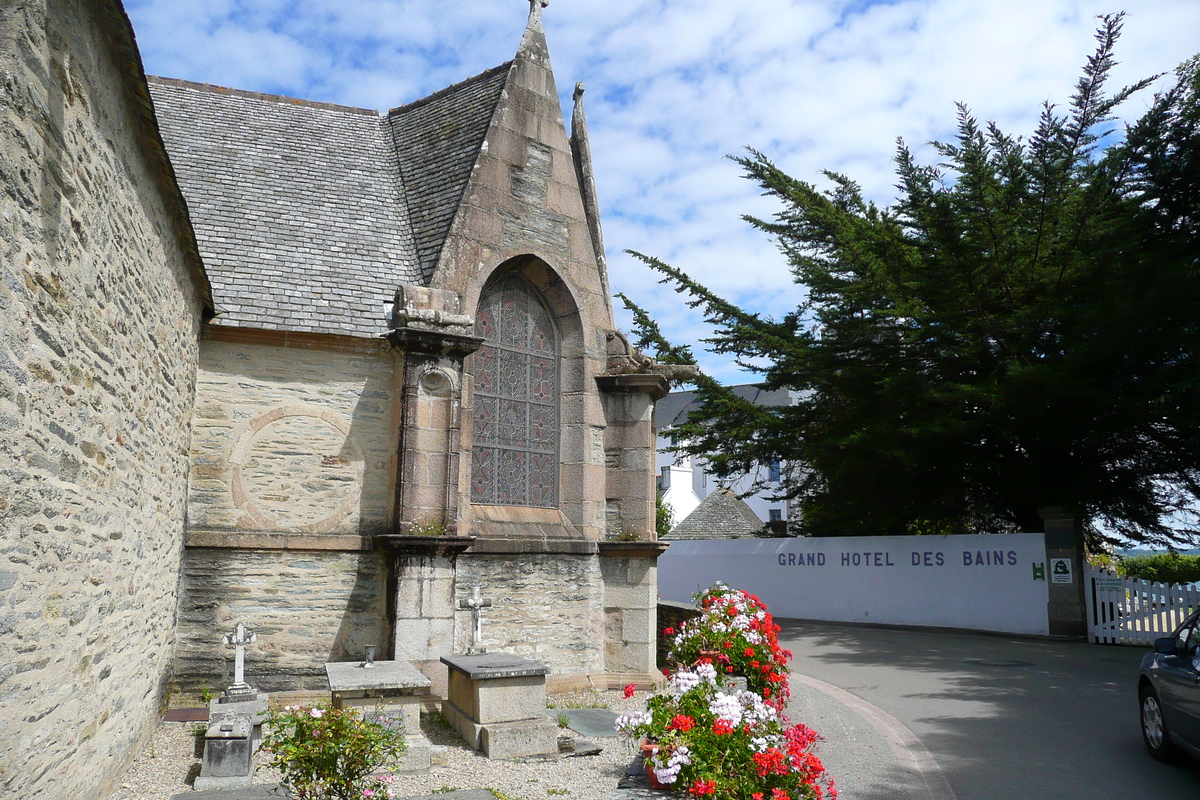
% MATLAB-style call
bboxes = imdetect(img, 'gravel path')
[111,691,646,800]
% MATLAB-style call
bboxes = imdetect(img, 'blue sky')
[125,0,1200,384]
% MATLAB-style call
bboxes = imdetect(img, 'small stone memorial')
[195,622,269,791]
[458,585,492,655]
[325,647,434,773]
[440,653,557,759]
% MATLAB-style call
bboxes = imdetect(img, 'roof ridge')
[387,61,513,117]
[146,76,380,116]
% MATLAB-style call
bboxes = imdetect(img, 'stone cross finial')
[458,584,493,655]
[221,622,257,698]
[529,0,549,10]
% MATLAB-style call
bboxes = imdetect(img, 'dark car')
[1139,608,1200,762]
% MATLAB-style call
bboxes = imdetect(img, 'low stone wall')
[656,600,700,670]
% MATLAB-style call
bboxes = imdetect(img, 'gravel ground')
[111,690,646,800]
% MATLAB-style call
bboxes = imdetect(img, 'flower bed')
[663,582,792,706]
[618,583,835,800]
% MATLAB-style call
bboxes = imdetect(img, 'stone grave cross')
[222,622,257,699]
[458,584,492,655]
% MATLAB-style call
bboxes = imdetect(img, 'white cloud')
[124,0,1200,384]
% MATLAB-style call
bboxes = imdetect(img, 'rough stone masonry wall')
[175,549,389,693]
[454,553,605,677]
[187,337,398,538]
[0,2,205,798]
[178,336,399,690]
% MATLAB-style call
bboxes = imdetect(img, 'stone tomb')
[195,622,270,790]
[440,653,558,760]
[325,659,433,772]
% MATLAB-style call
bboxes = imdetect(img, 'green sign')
[1032,562,1046,581]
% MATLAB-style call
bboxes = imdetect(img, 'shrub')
[1119,552,1200,585]
[261,702,407,800]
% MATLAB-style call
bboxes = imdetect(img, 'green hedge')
[1119,553,1200,585]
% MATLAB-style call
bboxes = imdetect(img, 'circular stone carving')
[229,407,364,533]
[419,368,453,397]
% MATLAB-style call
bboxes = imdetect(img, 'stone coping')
[326,660,432,692]
[186,529,373,551]
[594,372,670,399]
[373,535,476,556]
[440,653,551,680]
[597,541,670,558]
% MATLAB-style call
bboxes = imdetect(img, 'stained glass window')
[470,275,558,507]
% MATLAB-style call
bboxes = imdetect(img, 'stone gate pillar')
[1039,506,1086,638]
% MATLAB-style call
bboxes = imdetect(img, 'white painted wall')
[659,459,701,524]
[658,534,1051,636]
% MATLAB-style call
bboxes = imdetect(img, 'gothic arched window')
[470,275,558,507]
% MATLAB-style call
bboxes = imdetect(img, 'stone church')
[1,1,671,796]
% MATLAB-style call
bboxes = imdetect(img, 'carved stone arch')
[467,256,584,513]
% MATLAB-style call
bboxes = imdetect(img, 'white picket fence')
[1085,565,1200,645]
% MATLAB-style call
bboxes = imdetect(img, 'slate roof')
[148,78,426,338]
[654,384,796,429]
[388,64,511,283]
[666,488,768,540]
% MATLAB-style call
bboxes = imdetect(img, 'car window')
[1177,616,1199,658]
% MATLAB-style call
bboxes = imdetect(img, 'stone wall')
[454,553,606,677]
[600,550,660,678]
[656,601,701,671]
[0,1,207,797]
[177,333,400,690]
[174,548,389,693]
[187,334,399,539]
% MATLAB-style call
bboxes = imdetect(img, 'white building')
[654,385,798,534]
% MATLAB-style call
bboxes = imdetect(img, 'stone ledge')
[598,541,670,559]
[594,373,670,400]
[201,324,389,354]
[373,535,476,557]
[466,536,598,555]
[185,529,374,551]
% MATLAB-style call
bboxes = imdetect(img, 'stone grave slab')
[170,784,287,800]
[440,653,557,759]
[326,659,433,773]
[552,707,621,738]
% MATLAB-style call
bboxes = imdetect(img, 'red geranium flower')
[668,714,695,732]
[623,683,636,699]
[712,719,734,735]
[690,779,716,796]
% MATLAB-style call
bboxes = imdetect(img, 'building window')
[768,459,781,483]
[769,508,783,523]
[470,275,558,507]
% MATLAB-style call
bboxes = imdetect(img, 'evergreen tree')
[624,15,1200,545]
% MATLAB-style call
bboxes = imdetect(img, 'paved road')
[777,620,1200,800]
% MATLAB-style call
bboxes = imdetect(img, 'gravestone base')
[208,691,269,752]
[326,660,433,773]
[440,653,557,760]
[194,714,253,791]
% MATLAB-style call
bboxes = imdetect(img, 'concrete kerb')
[789,672,957,800]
